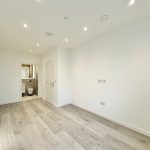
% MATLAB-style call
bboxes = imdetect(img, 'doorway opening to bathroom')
[21,64,39,101]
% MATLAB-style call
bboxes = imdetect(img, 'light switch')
[98,79,103,83]
[103,80,106,83]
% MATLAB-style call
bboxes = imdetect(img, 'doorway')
[21,64,39,101]
[46,61,55,104]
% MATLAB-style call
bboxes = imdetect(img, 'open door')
[46,61,55,104]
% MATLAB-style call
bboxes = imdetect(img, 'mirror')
[22,64,35,79]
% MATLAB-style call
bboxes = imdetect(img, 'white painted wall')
[57,48,71,107]
[70,19,150,136]
[0,51,40,105]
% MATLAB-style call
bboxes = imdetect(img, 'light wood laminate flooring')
[0,99,149,150]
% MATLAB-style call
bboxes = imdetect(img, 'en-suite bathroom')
[22,64,38,100]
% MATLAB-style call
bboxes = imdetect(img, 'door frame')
[19,63,40,101]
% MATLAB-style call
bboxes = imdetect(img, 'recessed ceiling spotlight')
[83,26,88,31]
[23,23,28,29]
[35,0,41,2]
[36,43,40,47]
[30,49,33,53]
[65,38,69,42]
[100,15,109,21]
[63,17,69,21]
[46,32,53,37]
[128,0,136,6]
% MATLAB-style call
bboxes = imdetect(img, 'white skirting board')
[72,103,150,137]
[0,100,20,106]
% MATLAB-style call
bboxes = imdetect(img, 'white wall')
[70,19,150,136]
[0,51,40,105]
[57,48,71,107]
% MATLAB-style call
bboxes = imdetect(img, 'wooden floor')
[0,99,149,150]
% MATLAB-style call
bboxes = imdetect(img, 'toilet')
[28,88,34,96]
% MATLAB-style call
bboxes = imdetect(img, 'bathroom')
[22,64,38,100]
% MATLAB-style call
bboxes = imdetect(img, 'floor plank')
[0,99,149,150]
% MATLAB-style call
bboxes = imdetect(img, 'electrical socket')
[100,101,106,106]
[98,79,106,84]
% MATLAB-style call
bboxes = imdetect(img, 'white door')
[46,61,54,104]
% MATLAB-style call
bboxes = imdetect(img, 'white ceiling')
[0,0,150,54]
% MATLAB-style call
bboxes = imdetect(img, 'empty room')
[0,0,150,149]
